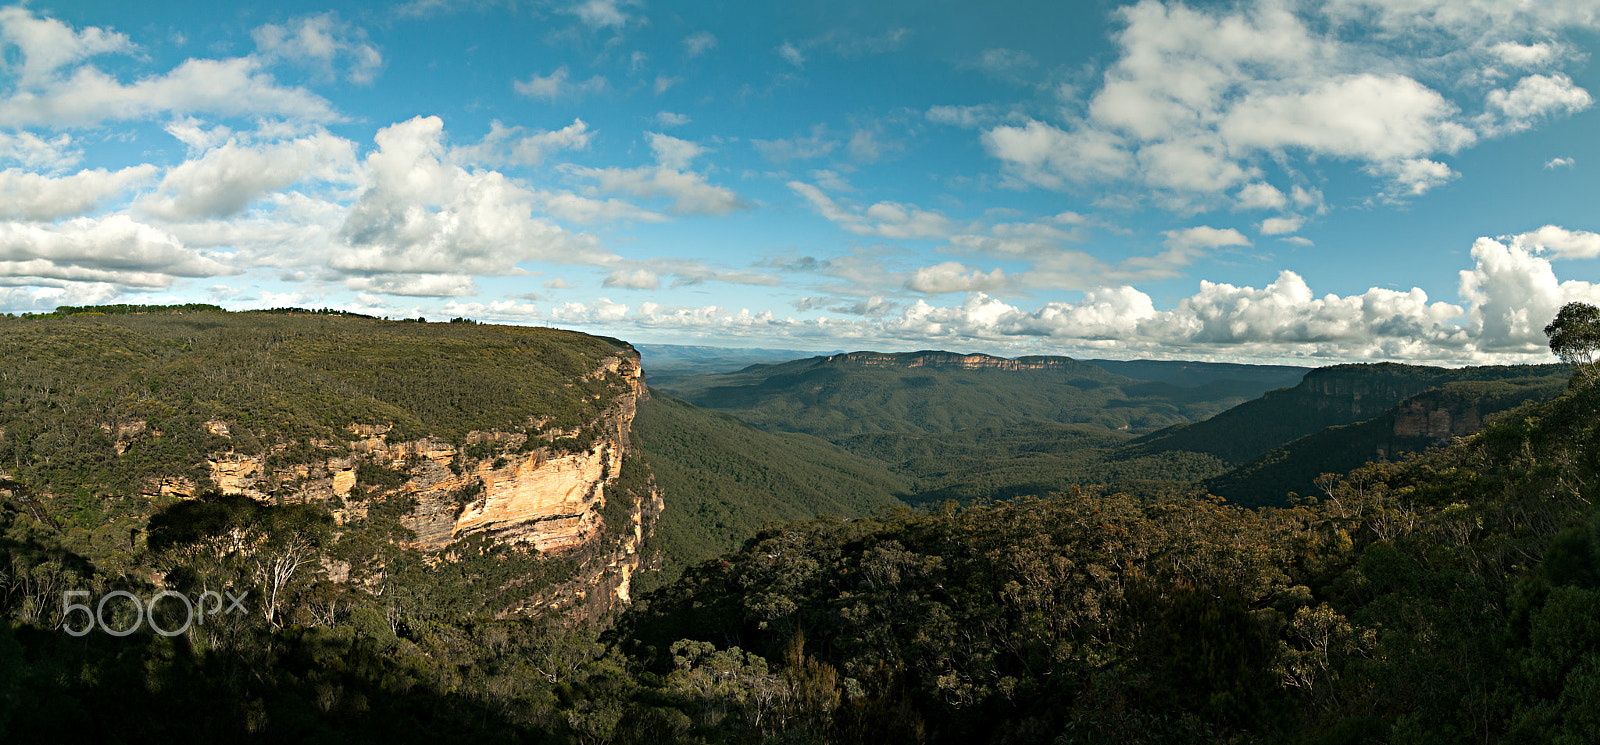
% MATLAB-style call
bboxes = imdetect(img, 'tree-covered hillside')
[631,392,910,588]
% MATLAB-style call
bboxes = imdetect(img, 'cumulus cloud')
[534,191,666,225]
[1489,41,1558,67]
[683,31,716,58]
[926,104,999,129]
[1459,237,1600,352]
[513,67,607,99]
[1510,225,1600,259]
[1365,158,1458,199]
[0,281,121,312]
[564,0,635,29]
[0,130,79,170]
[252,12,383,84]
[1235,182,1287,210]
[777,42,805,67]
[655,111,691,127]
[983,121,1133,189]
[0,6,134,88]
[1259,215,1305,236]
[603,268,660,290]
[0,215,233,287]
[907,262,1009,294]
[1544,157,1574,169]
[753,126,837,162]
[567,165,743,216]
[1483,74,1593,133]
[452,119,591,167]
[344,273,477,297]
[564,134,744,216]
[647,132,706,170]
[140,132,356,219]
[977,0,1592,208]
[0,57,338,127]
[336,116,610,278]
[789,182,955,240]
[0,165,156,220]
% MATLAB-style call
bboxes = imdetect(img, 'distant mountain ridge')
[1132,361,1571,467]
[819,350,1089,371]
[1206,372,1571,506]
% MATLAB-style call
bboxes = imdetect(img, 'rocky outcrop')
[128,350,658,618]
[823,350,1081,371]
[1390,397,1483,441]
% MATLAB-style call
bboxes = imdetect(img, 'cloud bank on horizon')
[0,0,1597,364]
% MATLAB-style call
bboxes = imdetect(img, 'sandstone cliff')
[130,350,660,617]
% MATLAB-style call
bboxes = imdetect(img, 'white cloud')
[564,0,634,29]
[1259,215,1305,235]
[0,215,232,287]
[983,121,1133,189]
[1235,182,1287,210]
[1544,156,1575,169]
[603,268,660,290]
[513,67,607,99]
[140,132,357,219]
[0,130,80,170]
[0,6,134,88]
[1365,158,1458,199]
[789,182,954,240]
[1220,74,1474,160]
[1160,225,1250,256]
[1510,225,1600,260]
[535,191,666,225]
[647,132,706,170]
[753,126,837,162]
[452,119,591,167]
[345,273,477,297]
[1483,74,1593,133]
[778,41,805,67]
[336,116,611,277]
[975,48,1036,76]
[252,12,383,84]
[551,297,629,323]
[0,165,156,220]
[683,31,716,58]
[1489,41,1557,67]
[1459,237,1600,352]
[567,162,745,216]
[0,57,338,127]
[975,0,1592,209]
[655,111,691,127]
[926,104,998,129]
[907,262,1008,294]
[0,282,121,312]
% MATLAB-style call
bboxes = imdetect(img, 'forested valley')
[1,304,1598,744]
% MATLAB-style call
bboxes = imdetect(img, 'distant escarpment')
[0,308,660,619]
[1205,373,1570,507]
[821,350,1087,371]
[1130,361,1570,466]
[660,349,1282,438]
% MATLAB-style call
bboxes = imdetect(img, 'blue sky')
[2,0,1598,364]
